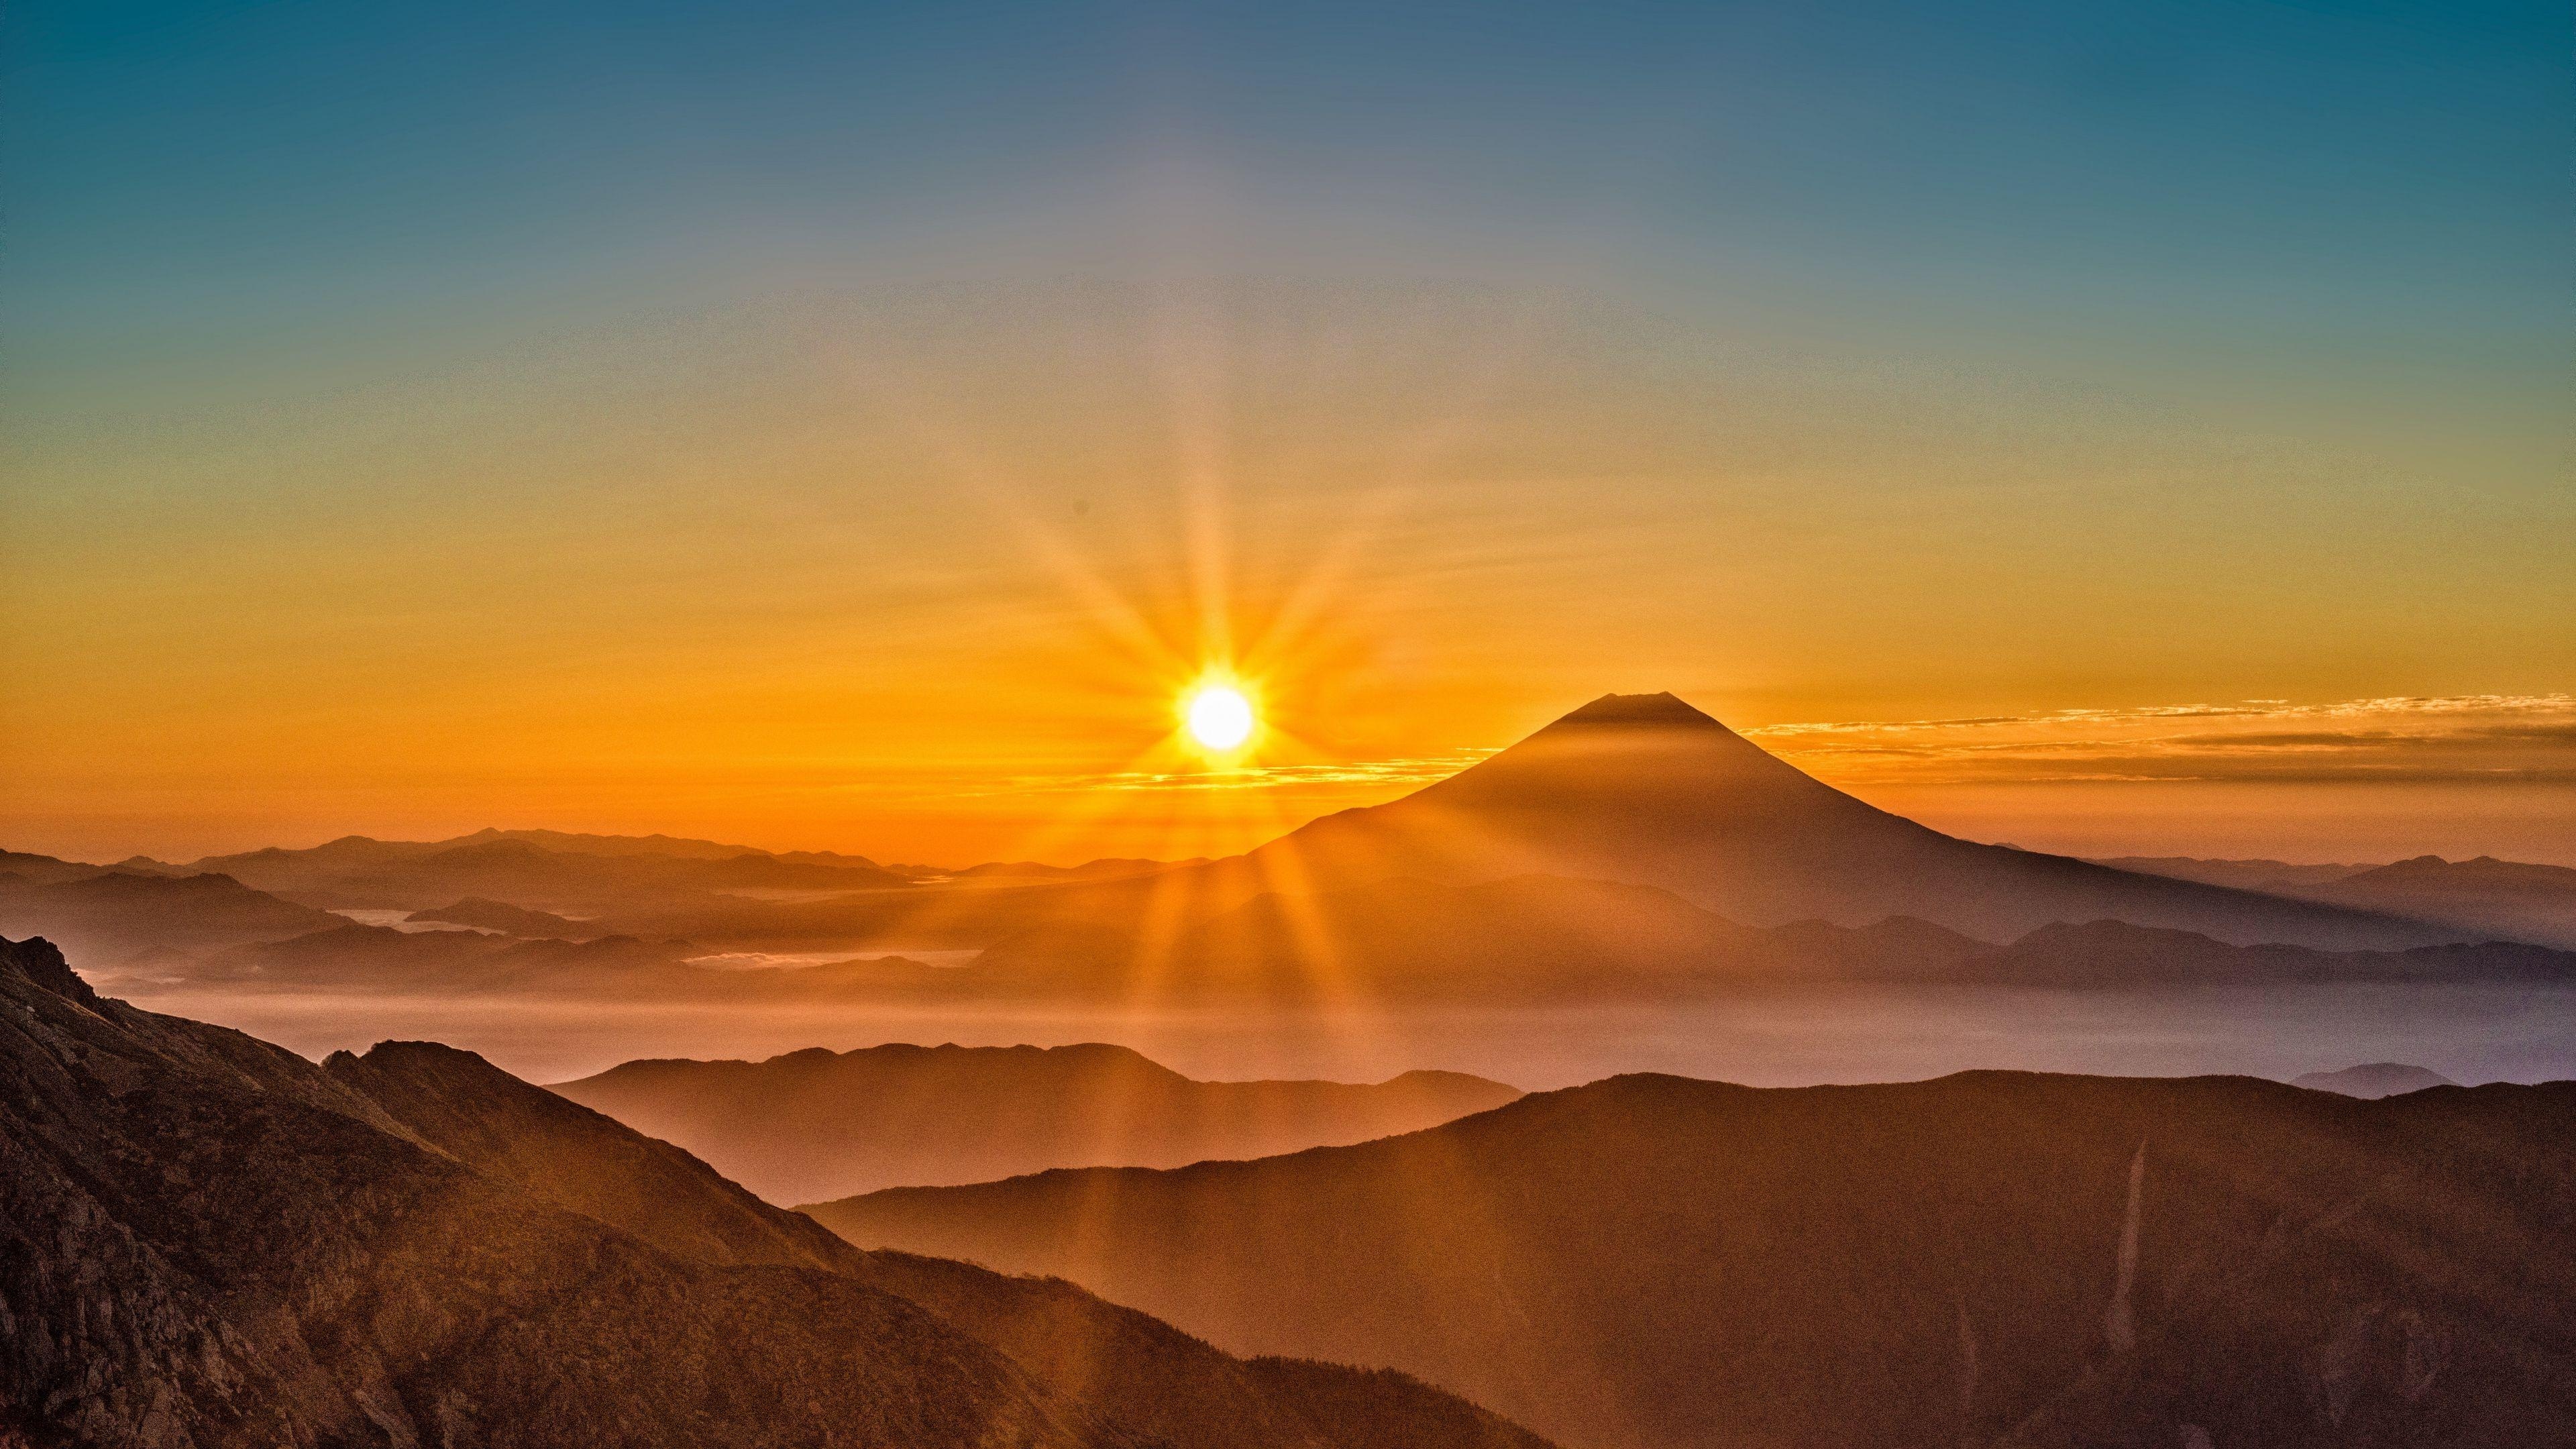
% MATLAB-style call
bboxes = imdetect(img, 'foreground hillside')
[812,1069,2576,1449]
[0,935,1550,1449]
[553,1042,1520,1201]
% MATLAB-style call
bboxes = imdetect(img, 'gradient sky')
[5,0,2571,865]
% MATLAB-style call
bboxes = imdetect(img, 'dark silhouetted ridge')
[1,934,100,1010]
[811,1068,2576,1449]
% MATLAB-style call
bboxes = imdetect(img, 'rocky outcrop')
[0,935,100,1010]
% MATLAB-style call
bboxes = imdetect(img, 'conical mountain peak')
[1551,692,1727,729]
[1240,690,2453,950]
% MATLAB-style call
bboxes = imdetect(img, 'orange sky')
[7,220,2571,875]
[5,278,2571,865]
[6,311,2571,877]
[10,0,2571,870]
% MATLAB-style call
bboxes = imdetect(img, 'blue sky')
[11,1,2565,350]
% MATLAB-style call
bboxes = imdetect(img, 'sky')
[4,0,2571,865]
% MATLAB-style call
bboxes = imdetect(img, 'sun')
[1182,683,1257,753]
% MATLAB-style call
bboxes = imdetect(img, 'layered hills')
[810,1069,2576,1449]
[0,868,343,963]
[7,856,2568,1012]
[553,1042,1521,1201]
[0,934,1551,1449]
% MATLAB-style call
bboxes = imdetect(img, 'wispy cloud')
[1742,694,2576,786]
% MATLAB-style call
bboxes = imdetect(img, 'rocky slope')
[0,934,1550,1449]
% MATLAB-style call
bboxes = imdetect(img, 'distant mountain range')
[8,877,2572,1012]
[30,864,2565,1007]
[184,830,914,910]
[553,1042,1521,1202]
[2107,853,2576,949]
[808,1068,2576,1449]
[0,934,1551,1449]
[989,879,2573,1002]
[8,692,2572,1004]
[0,867,343,961]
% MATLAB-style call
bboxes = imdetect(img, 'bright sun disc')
[1184,685,1256,751]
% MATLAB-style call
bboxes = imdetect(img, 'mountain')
[166,892,2576,1008]
[0,849,117,885]
[1209,693,2466,951]
[457,827,881,863]
[1173,875,1778,997]
[2296,1062,2458,1097]
[5,696,2522,1002]
[0,868,344,965]
[405,896,593,936]
[963,884,2565,1011]
[975,874,2009,1002]
[0,934,1552,1449]
[2105,854,2576,950]
[552,1042,1522,1202]
[2294,856,2576,950]
[186,833,910,910]
[196,921,977,1001]
[809,1070,2576,1449]
[0,934,1083,1448]
[331,1037,1547,1449]
[1955,918,2575,987]
[2094,855,2376,892]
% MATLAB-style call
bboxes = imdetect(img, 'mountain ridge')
[806,1064,2576,1449]
[553,1040,1523,1201]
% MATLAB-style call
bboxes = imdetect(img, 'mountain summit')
[1544,690,1722,727]
[1237,692,2459,949]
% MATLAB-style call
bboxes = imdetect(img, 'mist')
[118,979,2576,1091]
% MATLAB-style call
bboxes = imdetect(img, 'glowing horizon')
[4,1,2568,869]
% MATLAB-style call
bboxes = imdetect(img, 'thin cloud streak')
[1746,694,2576,786]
